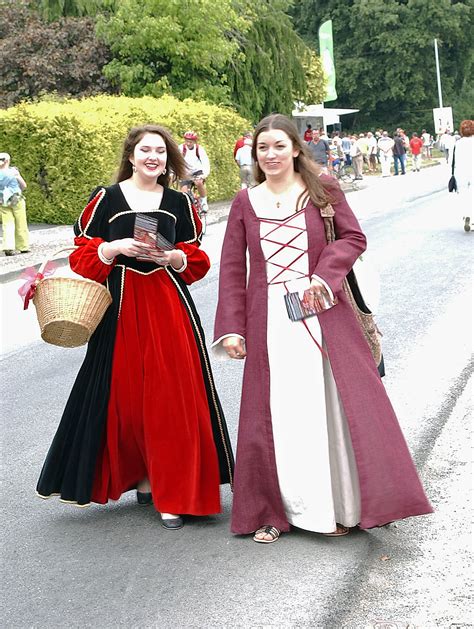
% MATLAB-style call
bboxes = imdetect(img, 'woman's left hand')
[148,248,185,270]
[304,279,331,312]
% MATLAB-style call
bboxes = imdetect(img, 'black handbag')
[448,147,457,192]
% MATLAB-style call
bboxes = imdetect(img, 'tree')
[33,0,118,21]
[290,0,473,131]
[226,0,326,121]
[0,0,116,108]
[96,0,245,103]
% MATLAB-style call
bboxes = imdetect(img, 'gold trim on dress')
[35,491,91,508]
[122,266,165,276]
[77,188,106,240]
[165,268,233,487]
[108,209,177,224]
[117,265,126,319]
[182,193,201,244]
[115,265,166,319]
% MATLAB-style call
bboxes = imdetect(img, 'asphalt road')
[1,180,472,628]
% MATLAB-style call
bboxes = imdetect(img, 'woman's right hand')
[101,238,152,260]
[222,336,247,360]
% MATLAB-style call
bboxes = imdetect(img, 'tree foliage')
[96,0,245,103]
[33,0,118,21]
[0,95,250,222]
[2,0,328,123]
[226,0,326,121]
[291,0,473,131]
[0,0,116,108]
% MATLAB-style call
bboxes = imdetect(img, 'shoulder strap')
[182,144,201,161]
[451,146,456,175]
[320,203,336,244]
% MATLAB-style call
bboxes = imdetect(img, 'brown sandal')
[322,524,350,537]
[253,525,281,544]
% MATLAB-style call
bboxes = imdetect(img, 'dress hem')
[359,503,434,529]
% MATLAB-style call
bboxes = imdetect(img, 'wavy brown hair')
[459,120,474,137]
[115,124,186,186]
[251,113,336,208]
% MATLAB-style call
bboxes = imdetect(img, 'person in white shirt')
[235,137,254,189]
[452,119,473,232]
[442,132,456,165]
[377,131,394,177]
[179,131,211,212]
[366,132,377,172]
[421,129,431,158]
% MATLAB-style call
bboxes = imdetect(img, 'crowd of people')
[301,124,443,179]
[233,123,467,189]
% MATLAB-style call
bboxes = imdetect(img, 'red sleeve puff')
[69,188,116,284]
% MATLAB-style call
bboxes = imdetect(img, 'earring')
[132,164,137,173]
[161,168,167,176]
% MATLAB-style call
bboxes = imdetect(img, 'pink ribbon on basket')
[18,262,58,310]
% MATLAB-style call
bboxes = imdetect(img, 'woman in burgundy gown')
[213,114,432,543]
[36,124,233,529]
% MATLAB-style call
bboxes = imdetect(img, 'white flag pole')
[434,38,443,108]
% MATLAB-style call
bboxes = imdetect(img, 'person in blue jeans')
[392,133,406,175]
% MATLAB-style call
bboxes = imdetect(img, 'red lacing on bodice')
[258,209,326,357]
[258,209,308,286]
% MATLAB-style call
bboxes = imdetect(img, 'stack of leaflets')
[134,213,174,261]
[284,289,338,321]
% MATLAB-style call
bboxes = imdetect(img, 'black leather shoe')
[3,250,15,256]
[159,514,184,530]
[136,491,152,505]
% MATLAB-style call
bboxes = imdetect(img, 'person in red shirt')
[233,131,252,158]
[409,133,424,172]
[303,124,313,142]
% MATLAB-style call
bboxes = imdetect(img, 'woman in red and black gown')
[36,124,233,529]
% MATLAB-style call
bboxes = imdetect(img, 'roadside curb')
[0,209,227,285]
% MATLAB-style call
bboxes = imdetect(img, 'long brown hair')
[115,124,186,186]
[251,113,335,207]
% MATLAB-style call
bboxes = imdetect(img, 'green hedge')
[0,95,250,224]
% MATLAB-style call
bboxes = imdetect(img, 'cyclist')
[179,131,211,213]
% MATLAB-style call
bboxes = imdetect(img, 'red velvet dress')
[36,185,233,512]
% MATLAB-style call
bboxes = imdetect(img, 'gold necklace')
[273,187,292,210]
[274,187,303,211]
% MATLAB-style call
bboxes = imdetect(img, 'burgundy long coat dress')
[214,178,432,535]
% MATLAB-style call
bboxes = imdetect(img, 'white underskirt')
[267,276,361,532]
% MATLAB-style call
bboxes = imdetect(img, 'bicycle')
[180,171,208,236]
[333,161,354,183]
[332,162,361,191]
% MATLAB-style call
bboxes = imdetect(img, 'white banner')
[433,106,454,134]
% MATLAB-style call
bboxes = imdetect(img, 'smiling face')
[255,128,299,179]
[130,132,167,180]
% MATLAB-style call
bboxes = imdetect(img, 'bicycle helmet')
[183,131,198,140]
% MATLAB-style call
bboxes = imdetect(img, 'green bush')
[0,95,250,223]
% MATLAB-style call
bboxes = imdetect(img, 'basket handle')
[37,246,78,275]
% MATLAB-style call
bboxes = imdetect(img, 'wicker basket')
[33,247,113,348]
